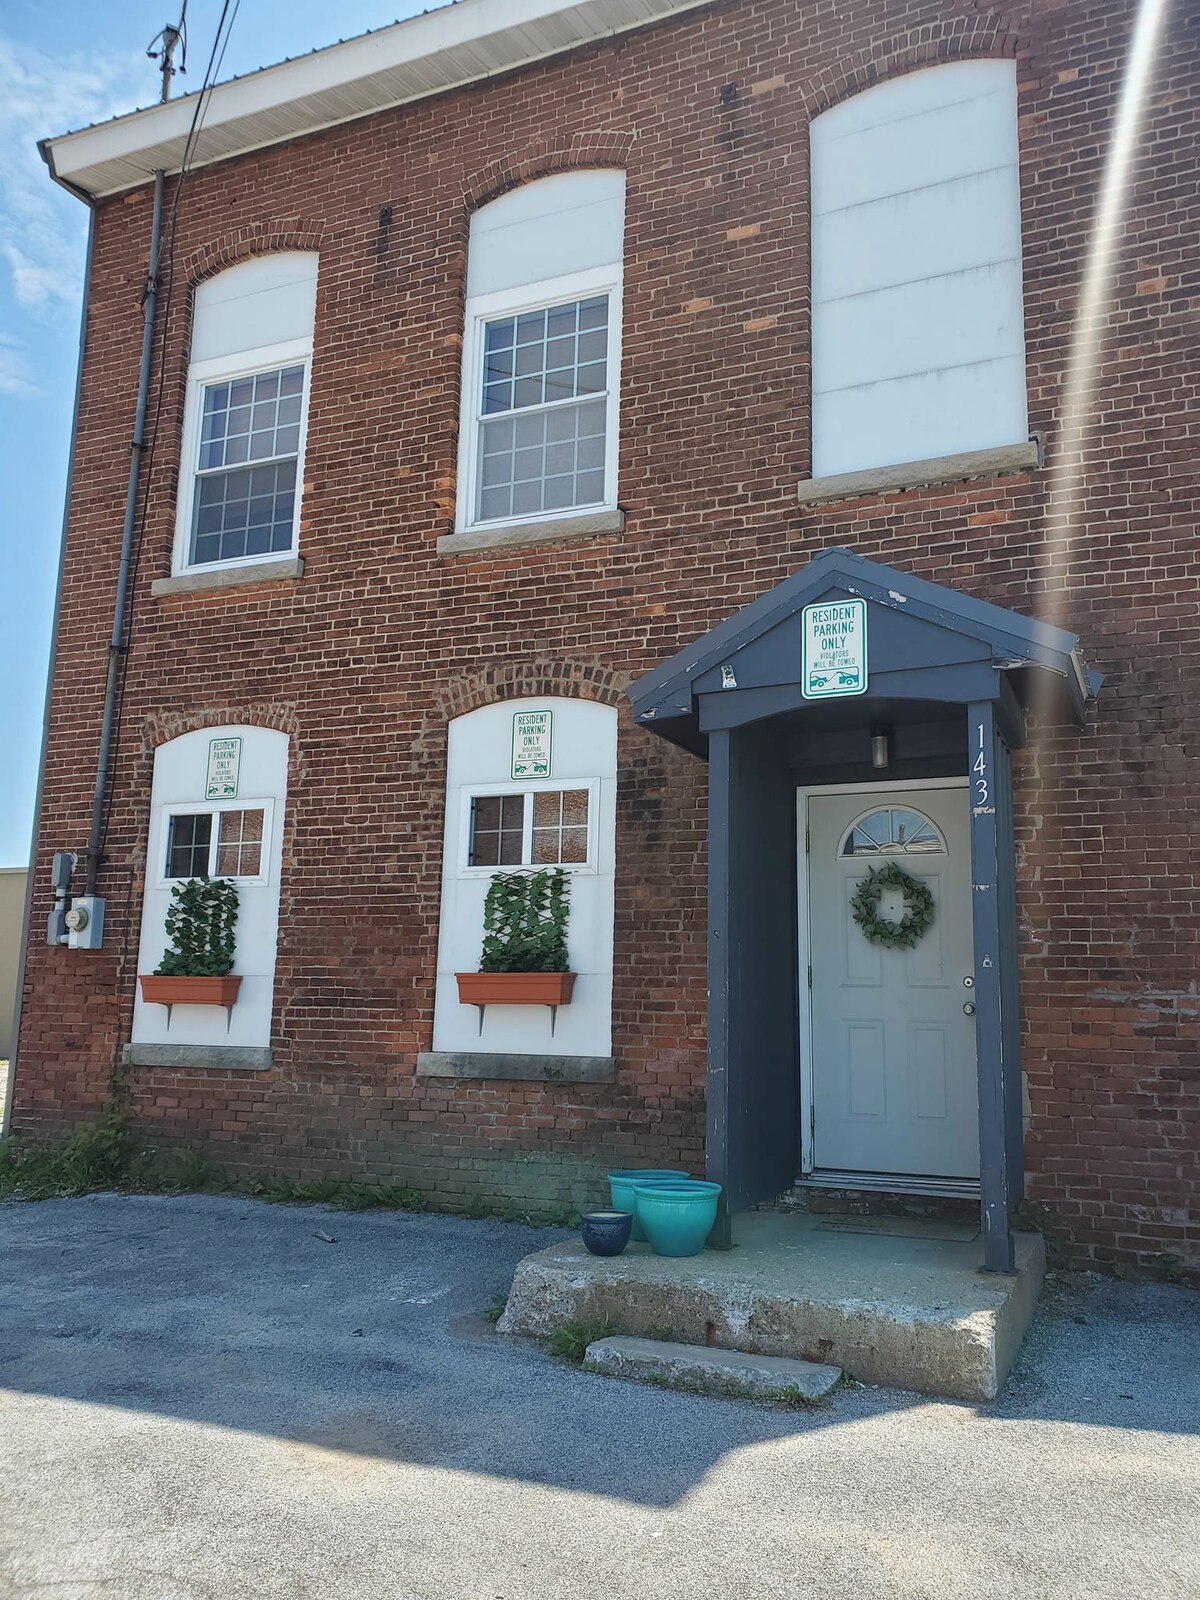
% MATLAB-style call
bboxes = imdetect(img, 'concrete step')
[499,1211,1046,1401]
[584,1335,842,1403]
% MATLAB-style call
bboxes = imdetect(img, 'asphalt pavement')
[2,1193,1197,1599]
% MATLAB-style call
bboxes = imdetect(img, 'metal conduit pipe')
[84,167,165,896]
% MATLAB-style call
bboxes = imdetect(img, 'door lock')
[963,975,974,988]
[963,1001,976,1016]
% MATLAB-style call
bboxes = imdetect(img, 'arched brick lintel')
[436,660,630,721]
[132,705,304,798]
[462,131,637,214]
[180,221,325,289]
[800,12,1022,118]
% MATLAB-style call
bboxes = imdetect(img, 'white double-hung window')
[457,171,625,534]
[174,253,318,573]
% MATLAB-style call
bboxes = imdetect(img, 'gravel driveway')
[2,1193,1197,1599]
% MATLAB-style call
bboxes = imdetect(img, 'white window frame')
[155,798,276,889]
[457,778,601,877]
[455,263,622,535]
[172,335,312,576]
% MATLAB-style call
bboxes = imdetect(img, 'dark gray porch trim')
[706,730,734,1248]
[630,546,1098,743]
[967,702,1016,1273]
[627,548,1097,1269]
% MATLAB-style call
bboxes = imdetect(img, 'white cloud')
[0,38,148,313]
[0,333,41,396]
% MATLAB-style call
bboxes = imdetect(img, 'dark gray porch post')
[706,728,733,1248]
[967,701,1016,1272]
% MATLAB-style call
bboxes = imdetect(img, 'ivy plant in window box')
[456,868,575,1008]
[139,877,242,1010]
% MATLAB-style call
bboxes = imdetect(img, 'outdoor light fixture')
[871,728,891,769]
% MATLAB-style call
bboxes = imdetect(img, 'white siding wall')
[432,699,617,1058]
[466,170,625,297]
[131,727,288,1050]
[810,60,1028,477]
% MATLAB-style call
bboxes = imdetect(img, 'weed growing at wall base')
[0,1107,581,1224]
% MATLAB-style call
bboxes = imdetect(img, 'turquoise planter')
[633,1180,722,1257]
[607,1169,689,1241]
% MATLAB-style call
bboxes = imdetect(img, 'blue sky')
[0,0,434,867]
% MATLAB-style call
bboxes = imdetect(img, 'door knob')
[963,1001,976,1016]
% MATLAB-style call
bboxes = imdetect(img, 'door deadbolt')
[963,975,974,988]
[963,1001,976,1016]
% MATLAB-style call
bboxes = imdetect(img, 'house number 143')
[973,721,990,811]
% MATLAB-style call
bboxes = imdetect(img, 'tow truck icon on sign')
[807,669,860,690]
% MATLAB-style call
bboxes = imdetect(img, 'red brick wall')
[14,0,1199,1273]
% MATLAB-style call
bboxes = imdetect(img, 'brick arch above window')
[132,705,304,795]
[798,15,1018,118]
[461,131,636,215]
[181,221,325,291]
[435,660,629,721]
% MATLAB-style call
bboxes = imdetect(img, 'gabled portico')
[628,548,1099,1272]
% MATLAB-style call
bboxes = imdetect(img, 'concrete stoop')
[498,1210,1046,1402]
[584,1336,842,1403]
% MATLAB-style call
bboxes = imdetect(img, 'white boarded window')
[174,253,317,573]
[431,698,617,1058]
[810,61,1027,478]
[456,171,624,533]
[132,726,289,1051]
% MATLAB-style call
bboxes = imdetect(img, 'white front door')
[801,783,979,1181]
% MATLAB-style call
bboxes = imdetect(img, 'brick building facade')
[10,0,1198,1279]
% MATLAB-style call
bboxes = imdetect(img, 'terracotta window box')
[140,974,243,1007]
[455,971,575,1006]
[455,971,576,1035]
[139,973,242,1029]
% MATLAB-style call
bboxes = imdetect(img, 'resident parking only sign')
[802,598,868,699]
[511,710,553,779]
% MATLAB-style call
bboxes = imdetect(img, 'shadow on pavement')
[0,1193,1195,1509]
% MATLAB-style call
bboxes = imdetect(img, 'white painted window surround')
[456,171,625,534]
[173,253,318,575]
[810,61,1028,478]
[131,726,289,1051]
[432,699,617,1058]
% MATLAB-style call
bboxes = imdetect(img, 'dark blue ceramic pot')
[580,1210,633,1257]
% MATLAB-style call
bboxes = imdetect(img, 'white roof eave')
[42,0,714,201]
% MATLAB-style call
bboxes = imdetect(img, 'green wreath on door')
[850,862,935,950]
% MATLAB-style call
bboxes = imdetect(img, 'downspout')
[84,167,165,895]
[2,204,96,1137]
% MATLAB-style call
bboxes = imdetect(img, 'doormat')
[813,1216,980,1243]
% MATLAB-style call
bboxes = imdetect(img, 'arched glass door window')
[840,807,946,857]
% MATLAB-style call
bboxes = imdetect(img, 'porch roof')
[628,547,1099,751]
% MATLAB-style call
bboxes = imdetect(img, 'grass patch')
[484,1294,508,1325]
[0,1109,154,1200]
[548,1313,618,1363]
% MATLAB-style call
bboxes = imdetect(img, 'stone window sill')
[151,557,304,597]
[795,442,1042,506]
[437,508,625,558]
[415,1051,616,1083]
[122,1044,271,1070]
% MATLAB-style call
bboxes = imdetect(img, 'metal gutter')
[84,169,165,895]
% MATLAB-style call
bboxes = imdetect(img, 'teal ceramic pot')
[607,1169,690,1241]
[633,1180,722,1257]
